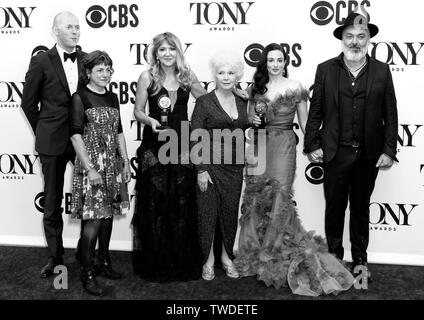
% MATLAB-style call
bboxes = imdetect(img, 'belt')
[340,141,361,148]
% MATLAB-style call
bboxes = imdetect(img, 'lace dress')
[131,84,202,282]
[234,88,355,296]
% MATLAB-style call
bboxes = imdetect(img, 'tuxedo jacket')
[21,45,85,156]
[303,54,398,162]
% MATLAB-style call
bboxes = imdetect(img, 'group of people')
[21,11,398,297]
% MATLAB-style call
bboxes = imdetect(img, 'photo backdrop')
[1,0,423,265]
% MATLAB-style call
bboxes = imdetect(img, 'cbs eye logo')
[309,84,314,100]
[34,192,46,213]
[305,163,324,185]
[244,43,264,67]
[85,4,139,28]
[34,192,70,214]
[31,45,48,57]
[310,1,334,25]
[310,1,371,26]
[86,5,106,28]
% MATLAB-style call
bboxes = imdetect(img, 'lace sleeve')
[112,93,123,134]
[70,93,85,136]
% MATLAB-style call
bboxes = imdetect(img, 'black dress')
[131,83,202,282]
[190,91,249,263]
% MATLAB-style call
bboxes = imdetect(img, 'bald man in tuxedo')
[21,12,86,278]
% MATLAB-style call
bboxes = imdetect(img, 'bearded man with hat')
[304,12,398,283]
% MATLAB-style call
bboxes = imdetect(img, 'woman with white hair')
[191,51,249,281]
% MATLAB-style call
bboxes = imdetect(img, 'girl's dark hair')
[251,43,288,98]
[80,50,114,85]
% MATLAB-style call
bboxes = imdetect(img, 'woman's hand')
[233,88,249,99]
[122,161,131,183]
[197,171,213,192]
[251,114,262,127]
[148,117,163,133]
[87,169,103,186]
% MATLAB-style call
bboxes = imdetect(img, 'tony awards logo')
[158,95,171,129]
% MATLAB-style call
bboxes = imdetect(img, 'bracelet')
[86,162,95,171]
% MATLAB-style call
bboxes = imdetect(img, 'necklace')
[346,59,367,73]
[344,60,367,87]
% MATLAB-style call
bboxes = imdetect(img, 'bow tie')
[63,51,77,62]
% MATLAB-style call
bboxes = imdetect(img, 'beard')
[342,41,369,62]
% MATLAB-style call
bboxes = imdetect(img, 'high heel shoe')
[222,261,239,279]
[202,264,215,281]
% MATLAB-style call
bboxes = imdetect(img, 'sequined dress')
[70,87,129,220]
[234,88,355,296]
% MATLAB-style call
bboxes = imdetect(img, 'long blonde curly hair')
[147,32,192,95]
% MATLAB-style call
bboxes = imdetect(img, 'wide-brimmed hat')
[333,12,379,40]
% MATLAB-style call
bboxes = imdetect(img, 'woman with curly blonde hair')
[147,32,193,95]
[131,32,206,282]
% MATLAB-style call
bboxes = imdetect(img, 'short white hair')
[209,51,244,81]
[52,11,77,29]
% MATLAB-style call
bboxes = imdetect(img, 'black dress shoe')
[40,257,61,278]
[351,258,372,283]
[81,268,104,296]
[96,259,122,280]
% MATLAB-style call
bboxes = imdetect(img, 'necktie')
[64,51,77,62]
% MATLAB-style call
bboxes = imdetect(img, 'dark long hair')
[251,43,288,98]
[80,50,114,85]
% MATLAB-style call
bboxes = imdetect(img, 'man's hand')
[233,88,249,99]
[376,153,394,168]
[197,171,213,192]
[308,148,324,163]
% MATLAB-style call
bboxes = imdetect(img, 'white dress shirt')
[56,44,79,95]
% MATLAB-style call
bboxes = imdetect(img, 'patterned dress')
[70,87,129,220]
[234,88,355,297]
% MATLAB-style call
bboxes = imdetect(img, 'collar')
[56,44,77,62]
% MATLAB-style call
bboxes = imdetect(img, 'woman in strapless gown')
[234,43,355,297]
